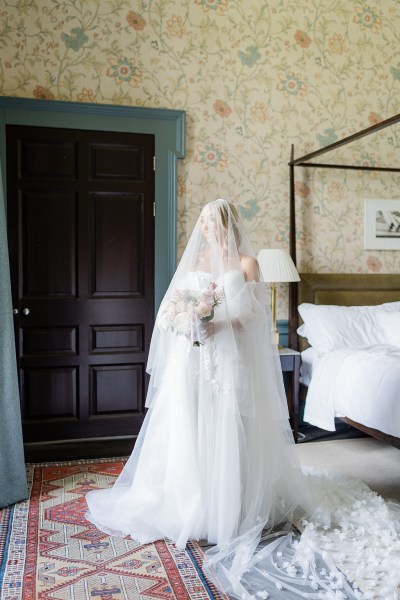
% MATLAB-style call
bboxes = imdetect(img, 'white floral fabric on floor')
[204,468,400,600]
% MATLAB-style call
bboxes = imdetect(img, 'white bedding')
[299,346,317,386]
[303,344,400,438]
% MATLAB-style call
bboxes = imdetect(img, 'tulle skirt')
[86,337,310,549]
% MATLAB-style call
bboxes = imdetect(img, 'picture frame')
[364,199,400,250]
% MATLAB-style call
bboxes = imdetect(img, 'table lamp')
[257,249,300,347]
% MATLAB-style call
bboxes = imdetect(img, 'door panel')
[22,327,78,355]
[7,125,155,443]
[91,364,143,413]
[20,140,77,178]
[22,191,77,297]
[23,367,78,418]
[90,144,143,180]
[91,193,143,296]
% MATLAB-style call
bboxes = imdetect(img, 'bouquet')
[158,282,225,346]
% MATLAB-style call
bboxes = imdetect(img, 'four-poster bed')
[288,113,400,449]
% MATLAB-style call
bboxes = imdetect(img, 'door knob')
[22,308,30,316]
[13,308,19,315]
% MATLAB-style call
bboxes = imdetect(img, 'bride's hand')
[199,320,215,340]
[199,319,242,340]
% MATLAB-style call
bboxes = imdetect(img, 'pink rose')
[195,301,213,319]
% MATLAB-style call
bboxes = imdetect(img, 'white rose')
[175,300,187,312]
[158,314,170,331]
[173,311,191,335]
[157,302,176,331]
[165,304,176,319]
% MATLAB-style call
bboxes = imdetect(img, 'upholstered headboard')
[298,273,400,306]
[295,273,400,351]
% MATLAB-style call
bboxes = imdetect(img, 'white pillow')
[297,301,400,352]
[376,311,400,346]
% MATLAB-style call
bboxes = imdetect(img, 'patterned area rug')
[0,458,227,600]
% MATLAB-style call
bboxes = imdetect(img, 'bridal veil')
[86,199,400,600]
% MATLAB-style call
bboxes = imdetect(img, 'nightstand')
[279,347,300,443]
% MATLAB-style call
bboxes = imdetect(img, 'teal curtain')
[0,161,28,507]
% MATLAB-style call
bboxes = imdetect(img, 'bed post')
[289,144,299,351]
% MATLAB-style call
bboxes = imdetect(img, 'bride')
[86,199,400,600]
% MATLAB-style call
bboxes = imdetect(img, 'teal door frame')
[0,96,185,310]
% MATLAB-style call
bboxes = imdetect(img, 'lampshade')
[257,249,300,283]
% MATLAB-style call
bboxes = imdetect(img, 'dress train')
[203,468,400,599]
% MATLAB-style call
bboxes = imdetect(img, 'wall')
[1,0,400,316]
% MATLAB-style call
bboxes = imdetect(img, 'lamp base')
[271,328,280,347]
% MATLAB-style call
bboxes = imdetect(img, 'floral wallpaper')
[1,0,400,316]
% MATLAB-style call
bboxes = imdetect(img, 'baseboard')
[24,437,135,462]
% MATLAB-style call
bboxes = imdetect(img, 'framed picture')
[364,199,400,250]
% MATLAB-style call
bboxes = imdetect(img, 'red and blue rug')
[0,458,227,600]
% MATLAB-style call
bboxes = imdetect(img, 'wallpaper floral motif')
[1,0,400,315]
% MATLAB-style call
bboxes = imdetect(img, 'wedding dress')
[86,269,309,544]
[86,200,400,600]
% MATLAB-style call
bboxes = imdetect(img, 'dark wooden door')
[7,125,155,443]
